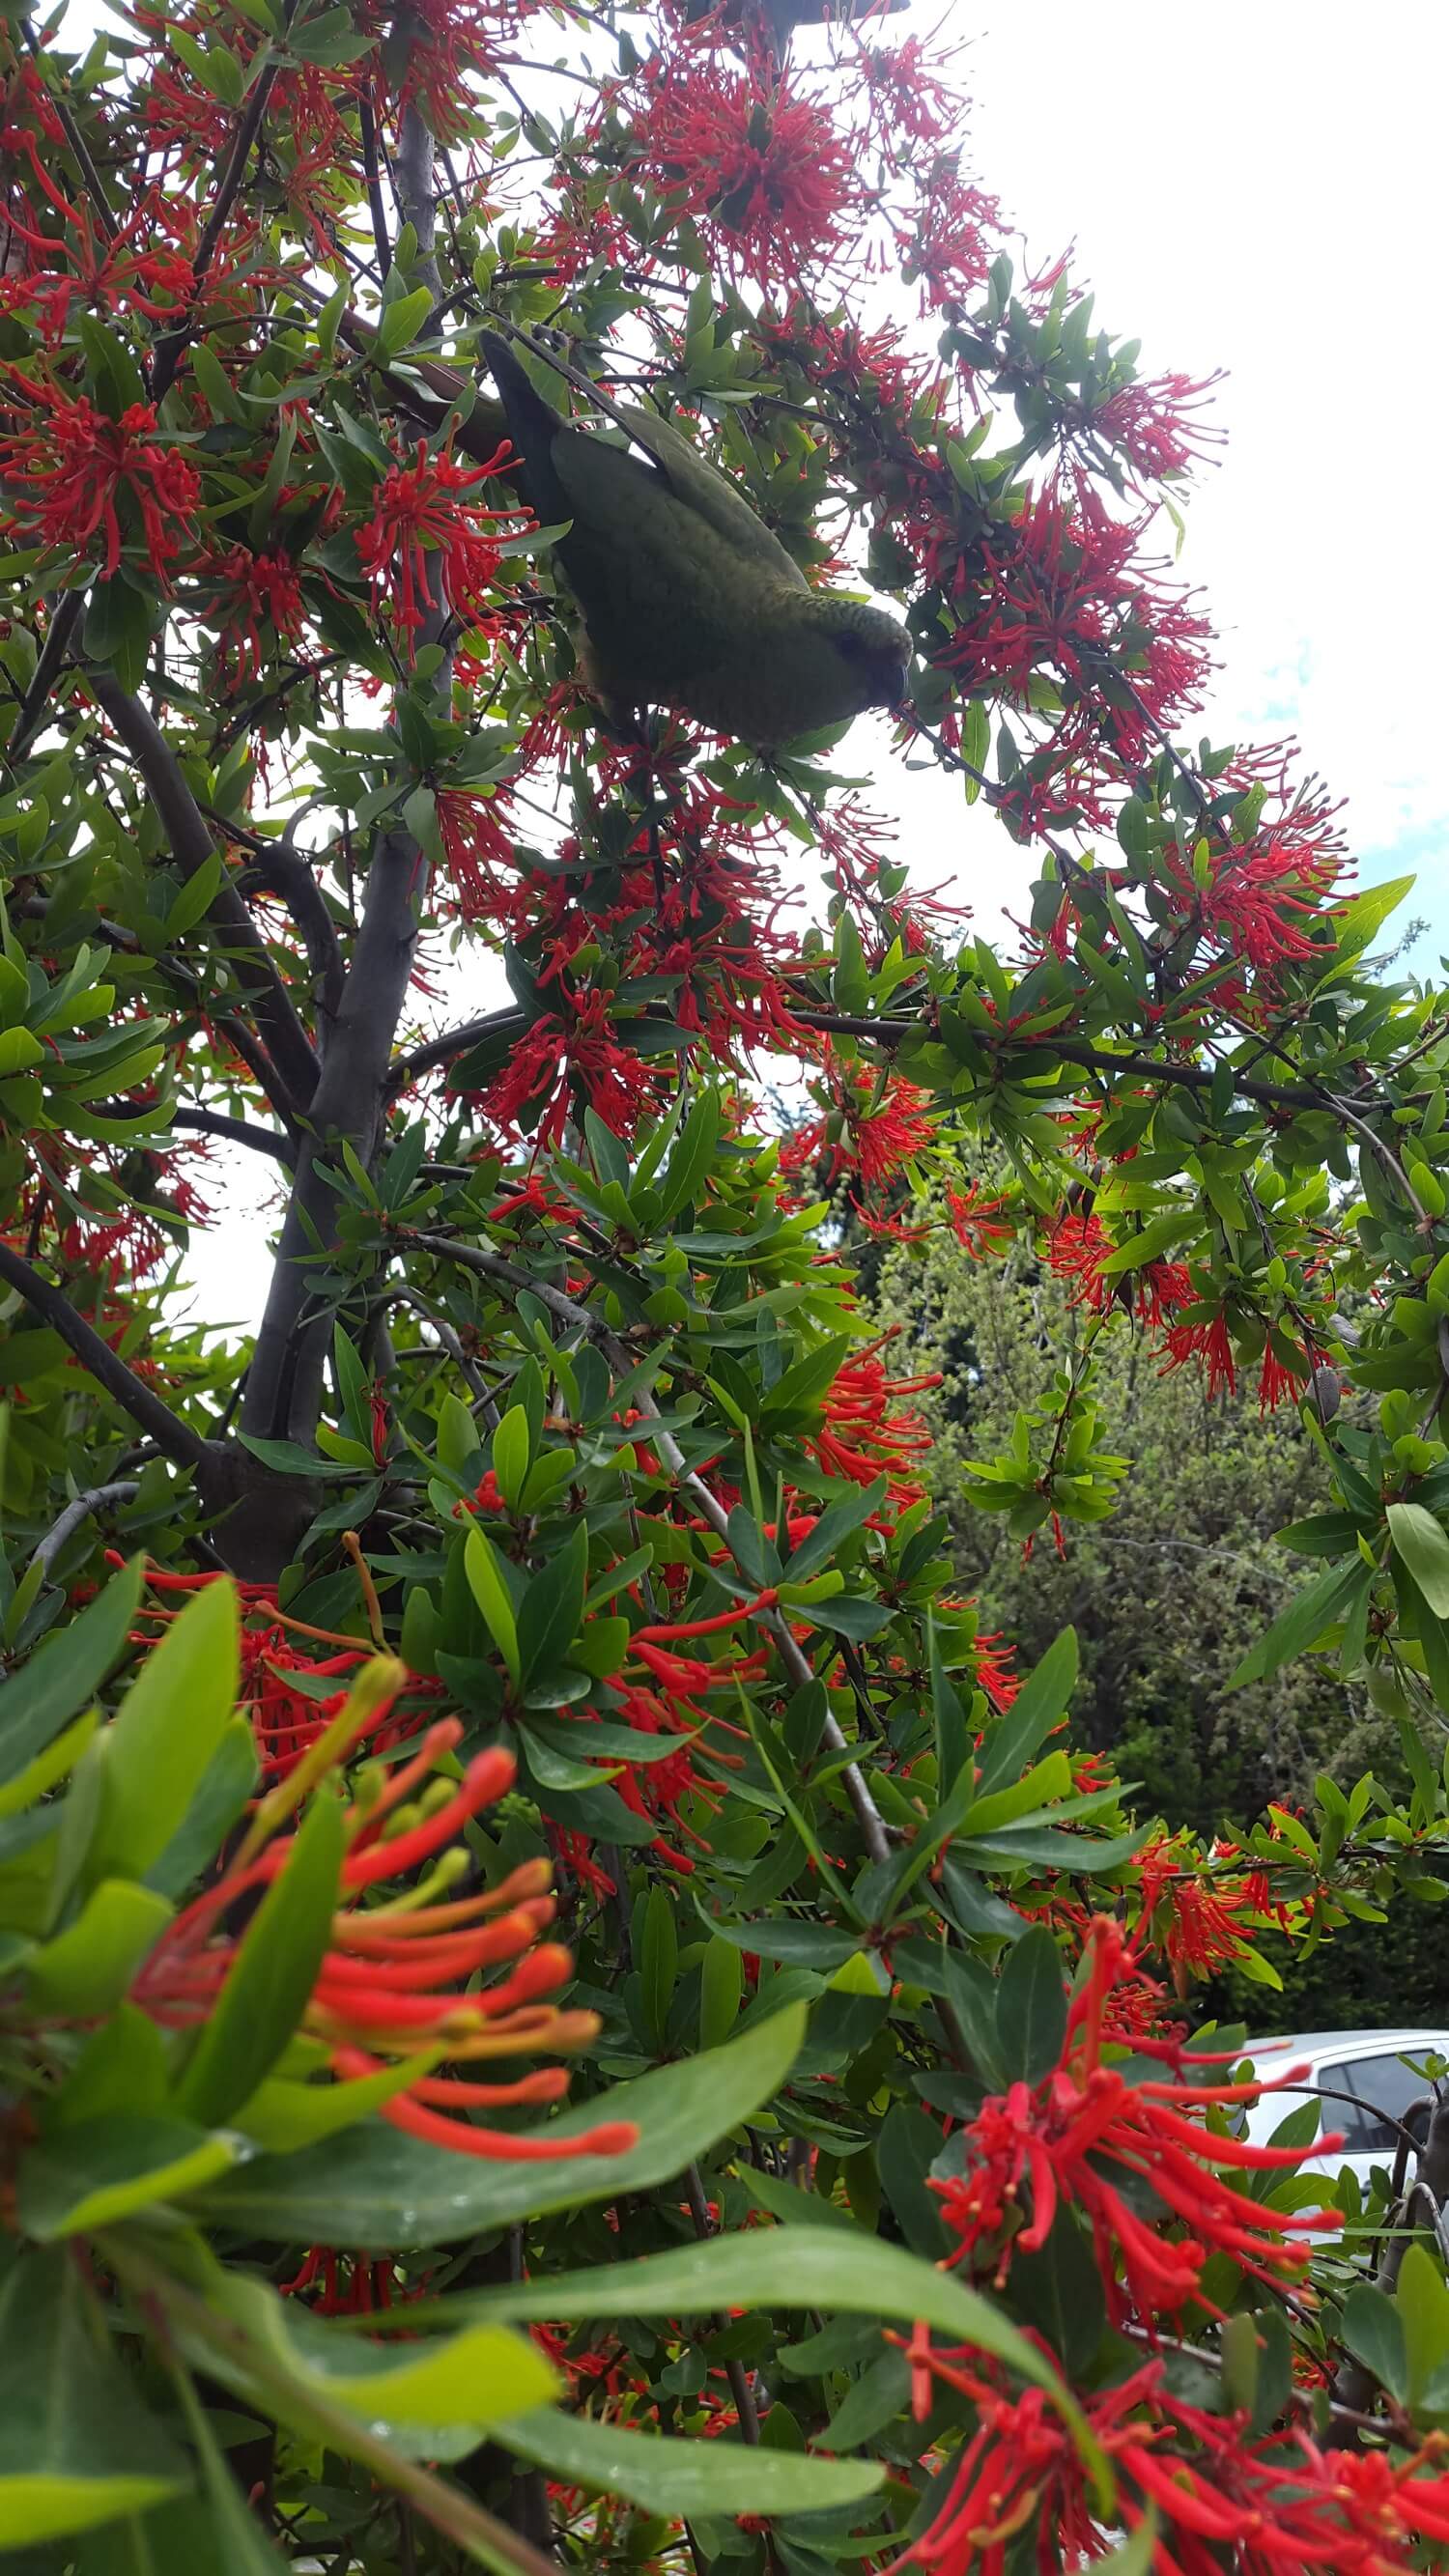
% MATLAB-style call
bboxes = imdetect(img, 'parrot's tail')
[478,331,571,524]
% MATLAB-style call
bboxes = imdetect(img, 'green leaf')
[0,1558,143,1787]
[87,1579,240,1883]
[376,287,434,357]
[494,2409,883,2519]
[25,1880,171,2015]
[975,1628,1078,1795]
[17,2115,241,2240]
[452,2225,1078,2423]
[491,1404,529,1509]
[228,2279,556,2431]
[193,2004,807,2247]
[1227,1557,1367,1687]
[1342,2280,1408,2404]
[173,2378,291,2573]
[175,1787,344,2127]
[1388,1502,1449,1617]
[0,2248,188,2539]
[517,1525,587,1687]
[875,2103,946,2256]
[698,1934,744,2050]
[994,1924,1066,2082]
[1396,2241,1449,2406]
[464,1527,520,1684]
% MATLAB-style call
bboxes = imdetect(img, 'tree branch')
[90,672,320,1111]
[7,590,85,763]
[385,1005,526,1095]
[226,831,346,1042]
[789,1005,1340,1118]
[28,1481,139,1579]
[242,101,448,1452]
[150,38,287,402]
[0,1242,209,1468]
[171,1105,294,1163]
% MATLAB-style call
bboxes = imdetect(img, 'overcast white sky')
[176,0,1449,1334]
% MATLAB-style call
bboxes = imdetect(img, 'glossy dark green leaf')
[994,1925,1066,2083]
[176,1788,344,2127]
[1342,2281,1408,2404]
[495,2406,883,2518]
[0,2248,188,2539]
[0,1558,143,1788]
[193,2004,806,2246]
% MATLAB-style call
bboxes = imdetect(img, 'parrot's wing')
[613,406,809,590]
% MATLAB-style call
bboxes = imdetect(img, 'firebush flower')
[804,1334,942,1513]
[355,439,512,636]
[932,1916,1340,2319]
[947,1185,1013,1260]
[0,388,201,580]
[204,545,307,687]
[133,1708,636,2164]
[887,2344,1449,2576]
[625,44,861,286]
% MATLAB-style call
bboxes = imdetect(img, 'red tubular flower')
[932,1916,1340,2322]
[0,388,201,580]
[437,787,518,920]
[204,545,306,686]
[895,159,1004,313]
[355,440,512,636]
[1159,1307,1238,1399]
[804,1334,942,1512]
[888,2345,1449,2576]
[625,43,860,287]
[467,989,670,1146]
[1093,371,1228,482]
[780,1061,937,1199]
[947,1186,1013,1259]
[133,1719,636,2164]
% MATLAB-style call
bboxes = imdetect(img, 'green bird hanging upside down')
[478,331,913,751]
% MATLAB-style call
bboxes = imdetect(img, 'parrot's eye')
[833,630,870,663]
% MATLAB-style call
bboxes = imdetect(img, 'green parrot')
[479,332,913,750]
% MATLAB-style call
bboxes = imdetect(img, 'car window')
[1322,2052,1439,2157]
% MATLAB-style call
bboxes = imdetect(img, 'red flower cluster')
[947,1185,1013,1260]
[356,439,513,637]
[1043,1209,1191,1330]
[890,2345,1449,2576]
[469,989,670,1146]
[624,43,861,287]
[205,547,307,689]
[933,1917,1339,2320]
[134,1714,636,2164]
[804,1333,942,1513]
[780,1061,938,1200]
[0,387,201,581]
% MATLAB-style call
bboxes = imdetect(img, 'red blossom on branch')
[355,439,514,637]
[0,387,201,580]
[932,1915,1340,2320]
[624,41,862,287]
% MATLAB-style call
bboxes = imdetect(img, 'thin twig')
[27,1481,139,1578]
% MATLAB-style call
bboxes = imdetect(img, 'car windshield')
[1318,2052,1438,2158]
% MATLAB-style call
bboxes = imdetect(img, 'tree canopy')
[3,2,1449,2571]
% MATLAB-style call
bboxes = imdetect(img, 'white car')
[1238,2027,1448,2193]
